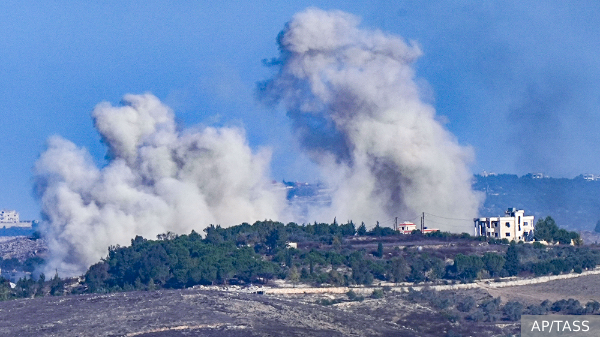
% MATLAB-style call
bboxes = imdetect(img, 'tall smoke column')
[259,8,481,227]
[34,93,285,276]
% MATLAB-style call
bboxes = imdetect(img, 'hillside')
[473,174,600,231]
[0,286,520,337]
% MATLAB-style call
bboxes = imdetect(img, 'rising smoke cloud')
[258,8,481,227]
[35,8,482,276]
[34,94,285,276]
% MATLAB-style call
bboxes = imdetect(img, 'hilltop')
[473,174,600,231]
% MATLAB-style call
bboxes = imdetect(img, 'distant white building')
[0,210,19,223]
[480,170,497,177]
[0,210,33,229]
[396,221,439,235]
[398,222,417,234]
[474,208,535,241]
[583,174,600,181]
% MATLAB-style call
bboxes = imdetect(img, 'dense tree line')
[1,217,598,301]
[85,231,279,292]
[534,216,582,244]
[75,218,600,293]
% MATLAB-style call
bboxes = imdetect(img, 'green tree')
[457,296,476,312]
[357,222,367,236]
[504,242,520,276]
[450,254,484,281]
[388,257,408,283]
[371,288,384,299]
[332,236,342,251]
[49,272,64,296]
[482,252,505,277]
[376,242,383,258]
[503,301,523,321]
[535,216,558,242]
[287,266,300,287]
[265,228,287,254]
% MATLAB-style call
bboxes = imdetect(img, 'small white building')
[396,221,439,235]
[474,208,535,241]
[583,174,600,181]
[398,222,417,234]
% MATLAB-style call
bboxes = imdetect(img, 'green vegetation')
[406,289,600,324]
[0,216,598,303]
[534,216,581,244]
[75,218,600,293]
[473,174,600,231]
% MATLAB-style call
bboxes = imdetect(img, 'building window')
[524,222,528,226]
[505,222,510,228]
[495,233,498,238]
[506,233,510,237]
[518,225,521,231]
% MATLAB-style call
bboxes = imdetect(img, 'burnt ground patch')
[0,288,415,337]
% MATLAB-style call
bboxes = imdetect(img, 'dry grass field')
[483,272,600,305]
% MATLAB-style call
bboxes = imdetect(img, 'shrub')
[371,289,384,299]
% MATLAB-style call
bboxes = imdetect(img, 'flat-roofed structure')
[474,208,535,241]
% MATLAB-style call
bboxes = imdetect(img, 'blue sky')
[2,1,600,219]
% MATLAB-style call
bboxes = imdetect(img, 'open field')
[2,268,597,336]
[0,288,416,337]
[0,287,521,337]
[483,272,600,305]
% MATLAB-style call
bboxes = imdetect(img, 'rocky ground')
[0,236,47,260]
[0,287,521,337]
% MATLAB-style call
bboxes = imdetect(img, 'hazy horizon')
[2,1,599,222]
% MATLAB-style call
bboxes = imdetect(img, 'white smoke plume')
[34,93,285,276]
[35,8,482,276]
[258,8,482,228]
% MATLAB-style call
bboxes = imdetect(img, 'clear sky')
[1,1,599,220]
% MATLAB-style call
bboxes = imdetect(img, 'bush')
[346,290,364,302]
[457,296,476,312]
[371,289,384,299]
[503,301,523,321]
[551,299,584,314]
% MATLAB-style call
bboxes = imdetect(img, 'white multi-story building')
[0,210,19,223]
[474,208,535,241]
[0,210,34,229]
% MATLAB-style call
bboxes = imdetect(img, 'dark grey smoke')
[259,8,482,227]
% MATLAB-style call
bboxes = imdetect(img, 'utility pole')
[421,212,425,232]
[394,217,398,231]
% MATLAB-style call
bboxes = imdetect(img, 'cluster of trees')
[0,256,44,273]
[446,242,600,282]
[84,231,279,292]
[0,272,66,301]
[534,216,581,244]
[76,219,600,294]
[202,219,406,249]
[0,216,595,302]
